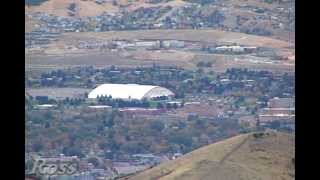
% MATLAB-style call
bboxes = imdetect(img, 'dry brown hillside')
[25,0,119,17]
[128,131,295,180]
[25,0,188,17]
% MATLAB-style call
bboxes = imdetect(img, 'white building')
[88,84,174,100]
[215,45,244,52]
[215,46,256,53]
[134,41,160,48]
[34,104,57,110]
[162,40,185,48]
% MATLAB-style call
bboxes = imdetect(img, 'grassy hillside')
[128,131,294,180]
[25,0,294,41]
[25,0,187,17]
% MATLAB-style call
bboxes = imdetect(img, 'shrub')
[150,121,165,132]
[197,61,212,68]
[169,134,193,147]
[87,157,100,167]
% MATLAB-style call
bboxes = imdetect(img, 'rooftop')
[88,83,174,100]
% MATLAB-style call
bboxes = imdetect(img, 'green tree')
[157,102,164,109]
[62,147,84,158]
[169,134,193,147]
[88,157,100,167]
[150,121,165,132]
[172,103,178,109]
[32,142,43,152]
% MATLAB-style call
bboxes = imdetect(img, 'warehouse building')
[88,84,174,100]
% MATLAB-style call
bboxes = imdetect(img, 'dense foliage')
[26,108,241,157]
[26,66,294,158]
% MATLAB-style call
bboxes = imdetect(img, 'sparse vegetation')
[25,0,49,6]
[130,132,295,180]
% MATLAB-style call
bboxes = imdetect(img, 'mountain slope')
[128,131,294,180]
[25,0,188,17]
[25,0,119,17]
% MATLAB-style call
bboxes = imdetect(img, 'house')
[162,40,185,48]
[134,40,160,49]
[34,104,57,110]
[88,105,112,110]
[166,101,182,107]
[268,97,295,108]
[171,153,183,160]
[259,114,295,124]
[262,108,295,115]
[119,108,165,117]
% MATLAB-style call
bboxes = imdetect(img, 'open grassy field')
[25,50,188,72]
[128,132,294,180]
[26,29,294,74]
[62,29,294,50]
[26,49,294,75]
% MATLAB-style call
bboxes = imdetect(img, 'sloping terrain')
[25,0,119,17]
[25,0,188,17]
[26,29,295,73]
[128,131,294,180]
[47,29,295,64]
[62,29,293,50]
[25,0,294,43]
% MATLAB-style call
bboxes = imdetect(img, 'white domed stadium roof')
[88,84,174,100]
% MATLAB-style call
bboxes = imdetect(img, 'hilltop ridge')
[128,131,295,180]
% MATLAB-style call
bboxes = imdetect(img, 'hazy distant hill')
[25,0,187,17]
[128,131,294,180]
[25,0,294,42]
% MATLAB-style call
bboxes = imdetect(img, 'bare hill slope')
[128,131,295,180]
[25,0,187,17]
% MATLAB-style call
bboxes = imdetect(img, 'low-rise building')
[162,40,185,48]
[259,114,295,124]
[34,104,57,110]
[268,97,295,108]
